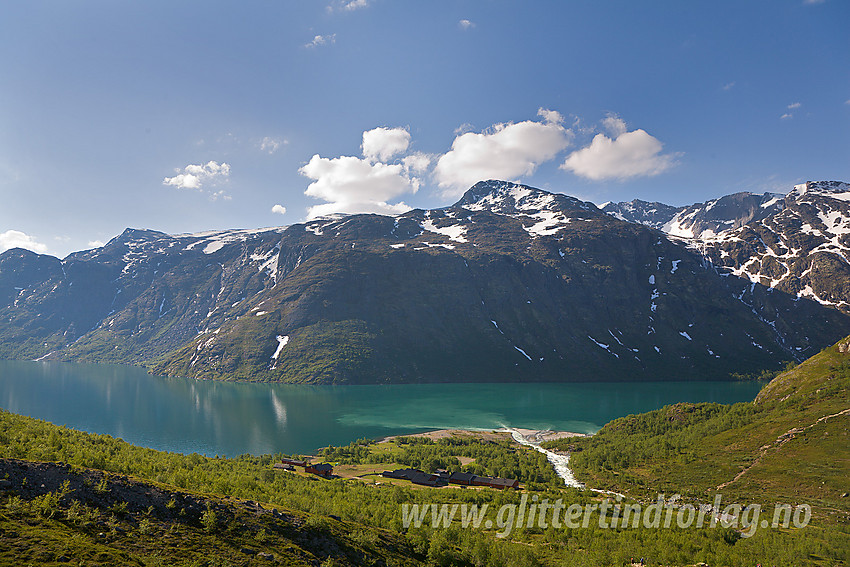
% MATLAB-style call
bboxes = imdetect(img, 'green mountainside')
[548,335,850,524]
[3,180,850,384]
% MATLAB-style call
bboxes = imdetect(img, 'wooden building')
[305,463,334,477]
[448,471,477,486]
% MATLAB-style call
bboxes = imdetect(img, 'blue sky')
[1,1,848,257]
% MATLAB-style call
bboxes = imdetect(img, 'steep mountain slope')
[558,334,850,520]
[601,199,684,230]
[2,180,849,384]
[603,191,783,237]
[700,181,850,313]
[0,227,285,363]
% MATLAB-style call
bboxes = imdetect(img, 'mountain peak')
[454,180,594,215]
[788,180,850,201]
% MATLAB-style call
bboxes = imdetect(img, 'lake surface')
[0,360,766,456]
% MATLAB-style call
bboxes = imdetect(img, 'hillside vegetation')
[546,336,850,522]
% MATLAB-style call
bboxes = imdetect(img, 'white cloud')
[164,161,230,190]
[433,114,571,197]
[271,204,287,215]
[402,152,433,173]
[538,107,564,124]
[260,137,286,154]
[780,113,793,120]
[453,123,474,135]
[803,0,825,4]
[362,127,410,162]
[0,230,48,254]
[300,154,417,220]
[305,34,336,48]
[722,82,735,91]
[459,19,475,30]
[845,99,850,105]
[787,102,802,110]
[343,0,368,9]
[561,118,677,181]
[601,115,628,136]
[326,0,368,12]
[88,240,105,248]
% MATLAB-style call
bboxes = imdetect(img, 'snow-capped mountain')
[601,199,683,231]
[2,180,849,384]
[700,181,850,311]
[603,192,783,239]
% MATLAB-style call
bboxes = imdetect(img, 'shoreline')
[380,427,588,445]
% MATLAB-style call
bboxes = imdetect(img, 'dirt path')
[717,407,850,490]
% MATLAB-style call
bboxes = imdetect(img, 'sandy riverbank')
[382,427,587,445]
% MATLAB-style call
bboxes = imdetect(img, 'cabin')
[305,463,334,477]
[473,476,519,490]
[382,468,420,480]
[382,468,516,490]
[448,471,477,486]
[471,475,494,487]
[408,471,444,487]
[381,468,446,487]
[273,463,295,471]
[279,458,307,467]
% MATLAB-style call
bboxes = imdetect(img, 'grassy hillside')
[0,458,419,566]
[547,336,850,523]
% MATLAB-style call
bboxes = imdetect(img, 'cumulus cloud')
[271,204,287,215]
[305,34,336,48]
[453,123,474,135]
[601,115,628,136]
[433,113,571,196]
[561,117,677,181]
[88,240,105,248]
[362,127,410,162]
[402,152,433,173]
[787,102,802,110]
[537,108,564,124]
[300,154,416,220]
[0,230,48,254]
[163,161,230,191]
[459,19,475,30]
[780,113,793,120]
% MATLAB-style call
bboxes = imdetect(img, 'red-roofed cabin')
[473,476,519,490]
[305,463,333,477]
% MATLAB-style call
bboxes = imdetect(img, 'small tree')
[201,508,218,533]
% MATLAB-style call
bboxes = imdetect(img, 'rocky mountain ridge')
[2,180,849,383]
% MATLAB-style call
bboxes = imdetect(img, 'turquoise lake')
[0,360,766,456]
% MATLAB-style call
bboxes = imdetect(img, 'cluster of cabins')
[382,468,519,490]
[274,458,334,478]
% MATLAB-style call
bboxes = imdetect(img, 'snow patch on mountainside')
[421,219,468,243]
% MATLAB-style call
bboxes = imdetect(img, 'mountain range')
[3,180,850,384]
